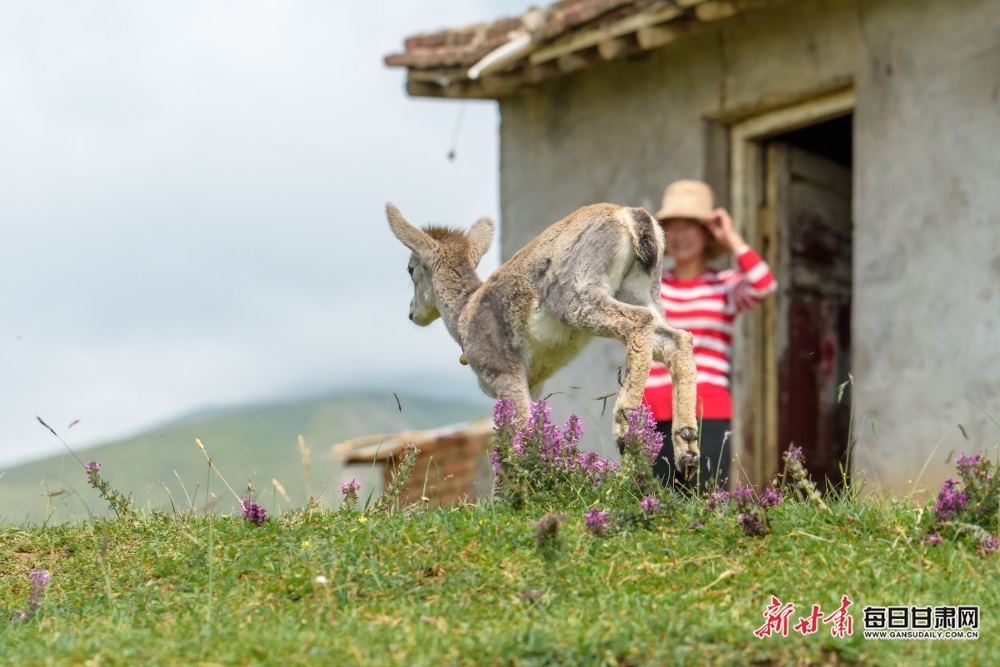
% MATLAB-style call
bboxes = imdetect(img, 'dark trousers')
[653,419,731,495]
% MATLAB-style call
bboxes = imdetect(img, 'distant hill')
[0,390,491,526]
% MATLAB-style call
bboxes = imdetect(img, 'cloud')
[0,1,531,466]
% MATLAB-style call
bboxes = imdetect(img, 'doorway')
[729,91,854,490]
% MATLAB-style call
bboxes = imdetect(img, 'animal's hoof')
[678,452,700,481]
[676,427,698,444]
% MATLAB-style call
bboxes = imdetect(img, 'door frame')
[728,89,855,487]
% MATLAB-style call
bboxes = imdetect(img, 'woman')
[644,180,777,493]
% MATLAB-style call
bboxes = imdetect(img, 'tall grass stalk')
[173,469,194,512]
[298,435,312,503]
[202,447,215,649]
[272,478,292,508]
[195,439,242,507]
[99,528,114,603]
[967,396,1000,432]
[908,425,959,501]
[36,416,86,469]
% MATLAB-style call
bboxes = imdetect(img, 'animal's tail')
[619,206,664,274]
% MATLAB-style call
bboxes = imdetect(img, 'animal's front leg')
[490,373,532,431]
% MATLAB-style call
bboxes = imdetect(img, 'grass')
[2,491,997,665]
[3,397,997,665]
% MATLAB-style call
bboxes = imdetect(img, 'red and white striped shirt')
[644,246,776,421]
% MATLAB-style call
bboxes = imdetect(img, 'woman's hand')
[705,208,746,252]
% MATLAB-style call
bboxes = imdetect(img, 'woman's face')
[661,217,709,263]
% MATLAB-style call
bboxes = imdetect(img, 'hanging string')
[446,102,466,161]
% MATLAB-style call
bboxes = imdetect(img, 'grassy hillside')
[0,390,490,526]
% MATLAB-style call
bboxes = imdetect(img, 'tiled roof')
[386,0,641,70]
[385,0,789,99]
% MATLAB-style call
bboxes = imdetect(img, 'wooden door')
[760,142,853,490]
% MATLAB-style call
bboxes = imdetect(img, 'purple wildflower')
[489,448,503,476]
[85,461,102,486]
[623,405,663,466]
[955,453,982,477]
[242,496,268,526]
[29,569,50,588]
[759,488,784,508]
[931,478,969,523]
[783,446,804,464]
[492,400,522,455]
[493,398,624,490]
[924,532,942,546]
[731,484,754,510]
[528,400,559,448]
[706,485,729,511]
[979,533,999,553]
[25,568,49,616]
[563,414,583,447]
[737,512,766,536]
[341,479,360,510]
[782,445,829,511]
[955,452,993,483]
[639,495,660,516]
[531,514,566,552]
[576,451,617,486]
[585,507,610,536]
[577,451,597,473]
[493,398,517,432]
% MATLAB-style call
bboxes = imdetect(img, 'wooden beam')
[695,1,739,21]
[597,36,631,61]
[406,79,453,98]
[406,62,565,100]
[406,78,493,100]
[480,72,538,97]
[528,3,682,65]
[557,49,602,74]
[407,68,462,86]
[696,0,785,21]
[637,22,690,50]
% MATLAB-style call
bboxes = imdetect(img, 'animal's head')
[386,203,494,326]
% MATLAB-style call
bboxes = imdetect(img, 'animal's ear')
[467,216,494,267]
[386,203,438,264]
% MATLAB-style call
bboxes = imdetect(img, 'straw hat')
[654,179,724,259]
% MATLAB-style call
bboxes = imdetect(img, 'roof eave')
[389,0,791,100]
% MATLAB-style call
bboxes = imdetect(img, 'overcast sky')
[0,1,539,468]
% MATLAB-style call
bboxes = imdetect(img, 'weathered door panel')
[770,143,853,491]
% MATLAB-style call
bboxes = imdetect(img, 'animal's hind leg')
[550,286,656,449]
[652,315,700,479]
